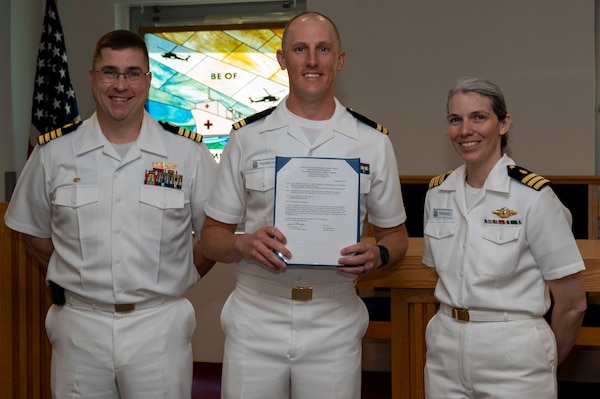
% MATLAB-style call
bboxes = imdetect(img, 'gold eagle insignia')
[492,207,518,218]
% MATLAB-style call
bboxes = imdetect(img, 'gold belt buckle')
[291,286,313,301]
[115,303,135,313]
[452,307,470,322]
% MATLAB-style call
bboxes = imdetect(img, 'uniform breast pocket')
[139,185,187,240]
[244,169,275,220]
[52,185,99,240]
[477,225,522,277]
[245,169,275,192]
[423,221,456,271]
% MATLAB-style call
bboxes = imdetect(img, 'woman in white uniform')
[423,77,588,398]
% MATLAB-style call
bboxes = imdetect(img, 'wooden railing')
[357,237,600,399]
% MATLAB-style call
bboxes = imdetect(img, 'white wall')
[2,0,13,201]
[317,0,596,175]
[7,0,45,200]
[186,262,236,362]
[4,0,598,366]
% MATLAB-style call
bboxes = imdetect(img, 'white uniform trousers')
[220,275,369,399]
[45,297,196,399]
[424,310,557,399]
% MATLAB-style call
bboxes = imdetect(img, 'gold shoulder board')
[38,120,82,145]
[429,170,453,189]
[232,107,276,130]
[159,121,203,143]
[346,108,389,135]
[507,165,551,191]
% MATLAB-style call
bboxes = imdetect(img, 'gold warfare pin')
[492,207,517,218]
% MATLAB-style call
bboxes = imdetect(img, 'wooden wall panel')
[0,202,52,399]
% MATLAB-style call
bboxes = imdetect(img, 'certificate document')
[273,156,360,266]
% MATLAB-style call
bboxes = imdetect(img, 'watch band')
[376,244,390,267]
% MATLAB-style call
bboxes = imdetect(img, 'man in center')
[201,11,408,398]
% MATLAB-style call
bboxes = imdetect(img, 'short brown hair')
[91,30,149,70]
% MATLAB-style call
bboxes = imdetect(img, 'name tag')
[432,208,453,219]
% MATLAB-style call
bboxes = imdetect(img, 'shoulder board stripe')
[522,173,551,190]
[507,165,551,191]
[233,107,275,130]
[429,170,453,189]
[159,121,203,143]
[346,108,389,135]
[38,120,82,145]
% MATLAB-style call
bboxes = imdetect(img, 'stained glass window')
[142,24,289,162]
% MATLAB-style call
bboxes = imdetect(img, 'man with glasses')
[5,30,217,398]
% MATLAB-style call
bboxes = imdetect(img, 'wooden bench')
[357,237,600,399]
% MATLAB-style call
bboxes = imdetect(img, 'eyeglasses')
[93,69,151,84]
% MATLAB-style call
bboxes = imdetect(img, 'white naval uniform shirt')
[5,111,217,303]
[205,97,407,284]
[422,154,585,316]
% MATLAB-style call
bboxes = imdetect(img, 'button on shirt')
[205,97,407,284]
[422,154,585,315]
[5,111,217,304]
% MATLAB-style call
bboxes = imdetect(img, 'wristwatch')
[376,244,390,268]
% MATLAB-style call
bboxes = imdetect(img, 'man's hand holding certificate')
[273,156,360,266]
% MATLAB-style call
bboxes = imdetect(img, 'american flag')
[29,0,79,154]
